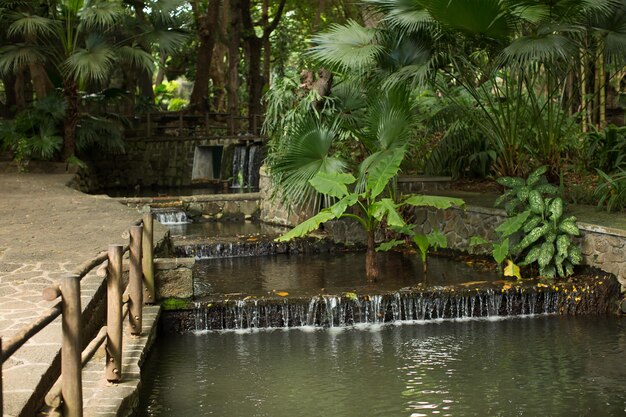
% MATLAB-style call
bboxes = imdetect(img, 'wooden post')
[252,114,258,136]
[204,113,210,137]
[229,114,235,136]
[146,112,152,138]
[106,245,123,382]
[178,112,184,136]
[129,226,143,335]
[1,337,3,415]
[61,274,83,417]
[142,213,155,304]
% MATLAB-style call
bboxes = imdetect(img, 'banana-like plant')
[275,158,464,281]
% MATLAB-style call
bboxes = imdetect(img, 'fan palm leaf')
[309,20,385,73]
[63,34,115,83]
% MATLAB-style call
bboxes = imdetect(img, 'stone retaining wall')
[80,137,260,191]
[118,193,261,220]
[411,205,626,287]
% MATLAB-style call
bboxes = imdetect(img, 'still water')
[193,252,500,298]
[137,316,626,416]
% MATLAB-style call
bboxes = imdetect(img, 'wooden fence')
[0,212,155,417]
[129,111,265,139]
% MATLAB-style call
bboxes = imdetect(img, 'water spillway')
[153,209,191,225]
[162,272,619,332]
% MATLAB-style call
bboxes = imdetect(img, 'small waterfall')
[189,286,587,331]
[231,144,264,191]
[154,210,191,225]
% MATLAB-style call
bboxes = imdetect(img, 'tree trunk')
[210,1,230,113]
[227,0,241,133]
[189,0,221,112]
[365,230,379,282]
[14,68,28,111]
[130,0,155,103]
[155,53,168,86]
[62,80,79,160]
[27,62,54,100]
[241,0,286,127]
[2,73,18,117]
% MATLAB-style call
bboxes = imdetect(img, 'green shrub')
[595,169,626,212]
[495,166,582,278]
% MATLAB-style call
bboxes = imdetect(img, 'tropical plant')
[595,168,626,212]
[379,225,448,273]
[583,125,626,173]
[495,166,583,278]
[275,165,464,281]
[0,0,186,159]
[0,95,65,166]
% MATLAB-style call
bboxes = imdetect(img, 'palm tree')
[306,0,626,177]
[0,0,185,159]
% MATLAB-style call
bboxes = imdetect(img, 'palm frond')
[76,114,125,153]
[498,33,577,67]
[62,34,115,83]
[367,0,436,33]
[116,44,155,72]
[142,28,189,54]
[0,43,47,74]
[78,0,123,31]
[7,12,58,39]
[426,0,513,40]
[309,20,385,73]
[29,120,62,160]
[269,117,346,209]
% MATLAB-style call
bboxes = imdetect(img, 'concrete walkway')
[0,166,164,417]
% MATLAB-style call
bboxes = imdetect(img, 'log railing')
[0,212,155,417]
[130,111,265,139]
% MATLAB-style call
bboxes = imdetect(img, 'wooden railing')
[0,213,155,417]
[128,111,265,139]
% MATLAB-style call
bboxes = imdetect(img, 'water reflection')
[138,316,626,417]
[193,252,499,298]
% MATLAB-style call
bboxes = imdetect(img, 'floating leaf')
[275,291,289,297]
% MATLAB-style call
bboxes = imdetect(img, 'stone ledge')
[116,192,261,205]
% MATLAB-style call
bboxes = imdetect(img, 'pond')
[193,252,499,298]
[137,315,626,417]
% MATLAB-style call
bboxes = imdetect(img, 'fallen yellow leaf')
[503,260,521,280]
[276,291,289,297]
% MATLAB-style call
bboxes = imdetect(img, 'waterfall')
[231,144,263,190]
[154,210,191,225]
[189,287,577,331]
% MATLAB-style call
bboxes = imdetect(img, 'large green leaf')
[495,210,531,238]
[275,210,336,242]
[376,239,405,252]
[412,233,430,262]
[492,238,509,265]
[370,198,405,227]
[309,171,356,198]
[427,229,447,249]
[329,193,359,217]
[404,194,465,209]
[365,147,405,199]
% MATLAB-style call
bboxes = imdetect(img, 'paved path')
[0,168,162,416]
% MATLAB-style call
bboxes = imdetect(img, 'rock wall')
[84,137,259,190]
[259,166,315,226]
[411,205,626,287]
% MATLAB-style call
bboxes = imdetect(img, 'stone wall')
[412,205,626,287]
[118,193,261,220]
[86,137,258,190]
[259,166,315,226]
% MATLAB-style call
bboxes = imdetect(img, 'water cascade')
[231,144,264,190]
[174,279,618,332]
[153,210,191,225]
